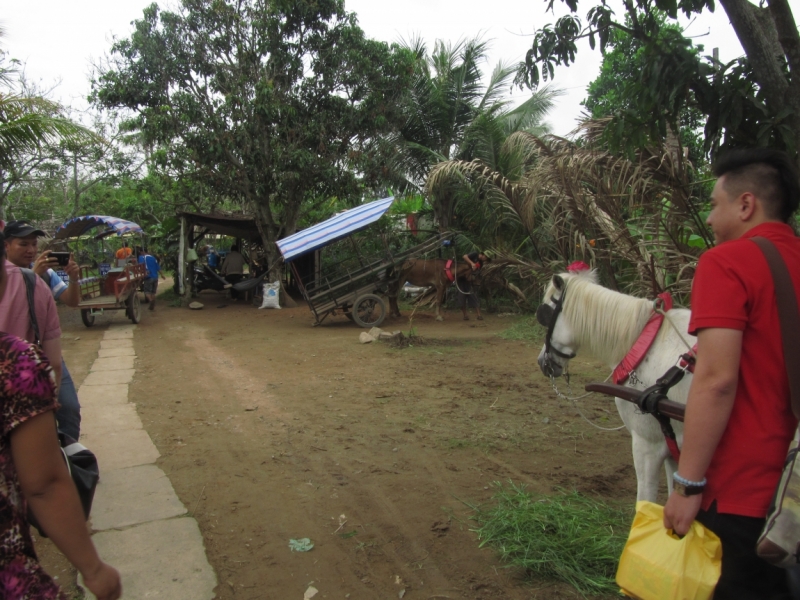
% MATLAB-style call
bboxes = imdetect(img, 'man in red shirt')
[663,148,800,597]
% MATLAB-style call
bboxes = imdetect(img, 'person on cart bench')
[221,245,246,299]
[115,240,132,265]
[0,221,80,440]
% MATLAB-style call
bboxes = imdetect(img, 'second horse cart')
[53,215,148,327]
[277,197,449,328]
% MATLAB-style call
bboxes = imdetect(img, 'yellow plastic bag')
[616,501,722,600]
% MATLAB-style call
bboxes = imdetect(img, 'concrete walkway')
[77,323,216,599]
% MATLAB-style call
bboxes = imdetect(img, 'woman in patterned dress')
[0,230,121,600]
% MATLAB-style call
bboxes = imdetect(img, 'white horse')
[536,269,696,502]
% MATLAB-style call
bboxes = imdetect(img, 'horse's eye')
[536,304,554,327]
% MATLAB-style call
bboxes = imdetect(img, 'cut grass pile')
[472,483,632,597]
[498,315,545,344]
[157,287,183,307]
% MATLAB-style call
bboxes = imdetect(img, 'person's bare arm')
[463,254,476,269]
[663,327,742,535]
[57,256,81,307]
[41,338,62,389]
[11,411,121,600]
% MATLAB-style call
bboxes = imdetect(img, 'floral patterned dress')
[0,332,66,600]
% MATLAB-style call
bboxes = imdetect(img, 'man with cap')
[2,220,82,441]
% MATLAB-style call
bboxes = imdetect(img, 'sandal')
[477,315,484,320]
[463,315,469,321]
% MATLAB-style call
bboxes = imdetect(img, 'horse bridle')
[536,283,577,361]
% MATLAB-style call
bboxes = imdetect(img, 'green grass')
[158,287,183,307]
[471,484,632,597]
[497,315,545,343]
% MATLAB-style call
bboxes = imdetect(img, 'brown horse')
[387,258,477,320]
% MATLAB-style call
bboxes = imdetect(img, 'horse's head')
[536,272,583,378]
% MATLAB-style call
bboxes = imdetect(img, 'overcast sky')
[3,0,756,135]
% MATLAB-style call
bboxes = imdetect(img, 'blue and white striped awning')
[54,215,144,239]
[277,197,394,262]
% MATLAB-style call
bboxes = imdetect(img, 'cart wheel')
[127,294,142,324]
[81,309,95,328]
[352,294,386,328]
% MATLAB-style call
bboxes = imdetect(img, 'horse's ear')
[553,275,565,291]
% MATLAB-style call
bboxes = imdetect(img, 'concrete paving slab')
[90,356,135,372]
[99,339,134,350]
[83,518,216,600]
[103,329,134,340]
[97,347,136,358]
[77,384,130,407]
[91,465,187,530]
[82,429,160,471]
[82,369,135,386]
[80,403,142,436]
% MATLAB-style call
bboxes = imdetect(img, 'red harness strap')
[612,293,674,384]
[444,259,455,283]
[664,434,682,463]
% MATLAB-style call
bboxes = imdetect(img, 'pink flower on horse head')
[567,261,591,273]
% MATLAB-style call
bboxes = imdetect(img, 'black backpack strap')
[20,268,42,347]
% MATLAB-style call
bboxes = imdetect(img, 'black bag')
[20,269,99,535]
[28,432,100,538]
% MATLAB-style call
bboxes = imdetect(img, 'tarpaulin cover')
[276,197,394,262]
[54,215,143,239]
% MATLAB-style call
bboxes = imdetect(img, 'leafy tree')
[582,16,706,166]
[517,0,800,158]
[394,37,560,229]
[91,0,414,275]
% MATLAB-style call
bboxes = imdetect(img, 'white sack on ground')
[259,281,281,309]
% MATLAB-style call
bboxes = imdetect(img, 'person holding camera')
[1,221,82,442]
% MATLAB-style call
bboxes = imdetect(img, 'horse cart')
[53,215,148,327]
[276,197,449,328]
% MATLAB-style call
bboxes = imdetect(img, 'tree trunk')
[768,0,800,152]
[0,170,6,222]
[719,0,800,150]
[72,155,80,216]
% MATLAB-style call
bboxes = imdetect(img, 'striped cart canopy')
[276,197,394,262]
[54,215,144,239]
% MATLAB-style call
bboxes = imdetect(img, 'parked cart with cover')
[277,197,449,328]
[53,215,148,327]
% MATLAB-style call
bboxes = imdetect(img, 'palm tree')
[431,119,709,299]
[393,36,561,231]
[0,33,98,218]
[0,94,97,169]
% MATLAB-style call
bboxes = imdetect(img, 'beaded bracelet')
[673,473,707,487]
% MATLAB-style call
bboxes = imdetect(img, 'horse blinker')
[536,304,554,327]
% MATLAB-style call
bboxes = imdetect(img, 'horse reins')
[537,284,577,361]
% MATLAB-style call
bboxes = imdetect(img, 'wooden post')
[179,215,187,298]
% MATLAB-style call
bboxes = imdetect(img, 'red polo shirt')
[688,222,800,518]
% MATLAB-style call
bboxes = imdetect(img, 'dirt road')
[43,294,638,599]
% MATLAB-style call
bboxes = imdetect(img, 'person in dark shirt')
[458,251,489,320]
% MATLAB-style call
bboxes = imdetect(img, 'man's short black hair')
[231,245,239,252]
[0,230,5,258]
[712,148,800,222]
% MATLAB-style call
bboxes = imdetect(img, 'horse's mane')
[545,271,653,364]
